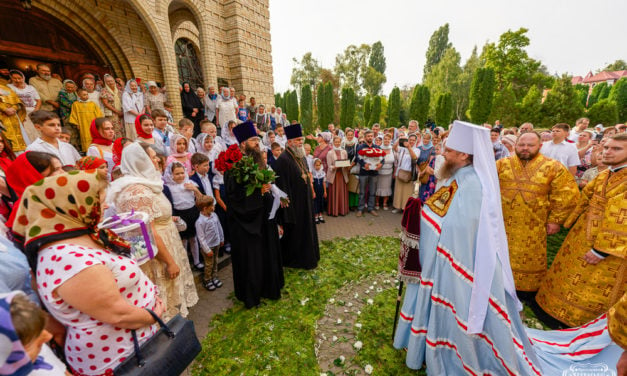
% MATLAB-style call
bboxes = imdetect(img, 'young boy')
[162,101,176,127]
[275,124,287,148]
[304,143,314,172]
[190,152,214,198]
[26,110,81,166]
[236,99,249,122]
[195,196,224,291]
[174,118,197,153]
[151,108,175,156]
[59,127,72,144]
[268,142,282,169]
[68,88,102,152]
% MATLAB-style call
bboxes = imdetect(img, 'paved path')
[187,209,403,340]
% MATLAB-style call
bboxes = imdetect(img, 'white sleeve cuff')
[590,249,607,260]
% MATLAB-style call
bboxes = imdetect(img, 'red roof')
[582,70,627,84]
[571,76,583,85]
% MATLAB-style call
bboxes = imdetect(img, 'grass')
[192,229,569,375]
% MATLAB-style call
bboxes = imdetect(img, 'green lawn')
[192,230,568,375]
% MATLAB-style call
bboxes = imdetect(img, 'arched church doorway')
[0,2,111,83]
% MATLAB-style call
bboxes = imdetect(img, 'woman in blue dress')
[417,131,436,201]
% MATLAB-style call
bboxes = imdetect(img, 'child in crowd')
[312,158,327,224]
[190,152,214,198]
[199,120,225,155]
[59,127,72,144]
[151,108,174,156]
[195,133,217,170]
[268,142,282,169]
[68,88,103,152]
[264,130,276,150]
[304,143,314,172]
[0,292,69,375]
[211,162,230,254]
[222,120,239,147]
[237,99,249,122]
[26,110,81,166]
[135,113,154,144]
[195,196,224,291]
[275,124,287,148]
[162,101,176,127]
[166,133,193,174]
[176,118,197,153]
[163,161,204,271]
[75,155,108,180]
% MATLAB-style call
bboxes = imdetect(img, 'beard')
[439,159,460,180]
[244,142,266,169]
[40,74,52,81]
[288,144,306,159]
[516,149,539,161]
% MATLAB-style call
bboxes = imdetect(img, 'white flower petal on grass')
[367,298,374,305]
[347,302,353,307]
[336,318,342,324]
[353,341,363,350]
[369,285,374,290]
[376,287,383,293]
[328,298,335,304]
[357,310,361,315]
[365,364,373,374]
[339,355,345,364]
[373,281,377,285]
[332,335,338,342]
[355,323,362,329]
[354,293,359,299]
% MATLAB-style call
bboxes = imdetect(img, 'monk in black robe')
[273,124,320,269]
[225,121,284,308]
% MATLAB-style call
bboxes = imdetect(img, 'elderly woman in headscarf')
[99,73,124,138]
[122,79,144,140]
[180,82,204,136]
[144,80,166,113]
[107,142,198,320]
[57,79,78,142]
[313,131,333,173]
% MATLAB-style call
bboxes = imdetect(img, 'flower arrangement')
[215,144,276,196]
[357,147,386,168]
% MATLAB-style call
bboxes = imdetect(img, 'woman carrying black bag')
[9,170,199,376]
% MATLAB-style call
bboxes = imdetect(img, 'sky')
[268,0,627,94]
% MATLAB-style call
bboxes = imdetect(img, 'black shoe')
[213,278,223,288]
[203,280,216,291]
[315,218,320,224]
[319,217,325,223]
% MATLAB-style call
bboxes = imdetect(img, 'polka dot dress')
[37,244,158,376]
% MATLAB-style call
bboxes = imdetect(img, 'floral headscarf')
[169,134,190,158]
[11,171,130,270]
[76,156,107,171]
[89,119,113,146]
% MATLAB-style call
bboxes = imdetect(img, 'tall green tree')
[334,44,371,95]
[287,90,299,122]
[424,23,452,77]
[369,95,382,126]
[290,52,322,95]
[409,85,430,124]
[588,82,608,107]
[363,67,386,95]
[316,84,326,128]
[602,59,627,72]
[369,41,386,74]
[300,85,313,133]
[363,95,372,127]
[468,67,496,123]
[455,46,482,120]
[539,76,585,128]
[274,93,282,108]
[573,84,589,108]
[517,85,542,126]
[586,99,618,126]
[282,90,290,112]
[323,82,335,126]
[609,77,627,121]
[435,92,453,127]
[423,47,462,117]
[387,87,401,127]
[340,87,356,127]
[489,83,518,126]
[481,28,541,98]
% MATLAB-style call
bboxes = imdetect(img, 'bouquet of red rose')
[215,144,276,196]
[358,147,386,169]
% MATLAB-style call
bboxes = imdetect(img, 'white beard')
[289,145,306,158]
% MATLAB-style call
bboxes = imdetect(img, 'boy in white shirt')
[151,109,175,156]
[195,195,224,291]
[26,110,81,166]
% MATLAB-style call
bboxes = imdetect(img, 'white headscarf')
[221,122,239,146]
[163,161,196,210]
[106,142,163,204]
[446,120,520,334]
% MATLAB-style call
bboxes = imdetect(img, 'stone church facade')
[0,0,274,118]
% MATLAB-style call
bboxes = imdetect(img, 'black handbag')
[114,309,202,376]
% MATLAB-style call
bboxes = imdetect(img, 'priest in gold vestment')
[536,134,627,327]
[0,83,27,151]
[497,132,579,295]
[609,292,627,375]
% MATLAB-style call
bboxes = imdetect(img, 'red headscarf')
[112,137,125,168]
[5,152,44,228]
[76,156,107,171]
[135,114,153,139]
[89,119,113,146]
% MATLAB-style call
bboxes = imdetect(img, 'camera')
[399,138,408,147]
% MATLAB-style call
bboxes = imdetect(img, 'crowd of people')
[0,62,626,375]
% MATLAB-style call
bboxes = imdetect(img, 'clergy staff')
[273,124,320,270]
[225,120,284,309]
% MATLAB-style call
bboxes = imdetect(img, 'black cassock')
[273,151,320,269]
[225,172,284,308]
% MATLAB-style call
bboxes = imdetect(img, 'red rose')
[225,162,233,170]
[226,147,242,163]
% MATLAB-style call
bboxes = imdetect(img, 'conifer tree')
[387,87,401,127]
[469,67,496,123]
[369,95,381,127]
[435,92,453,127]
[300,85,313,133]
